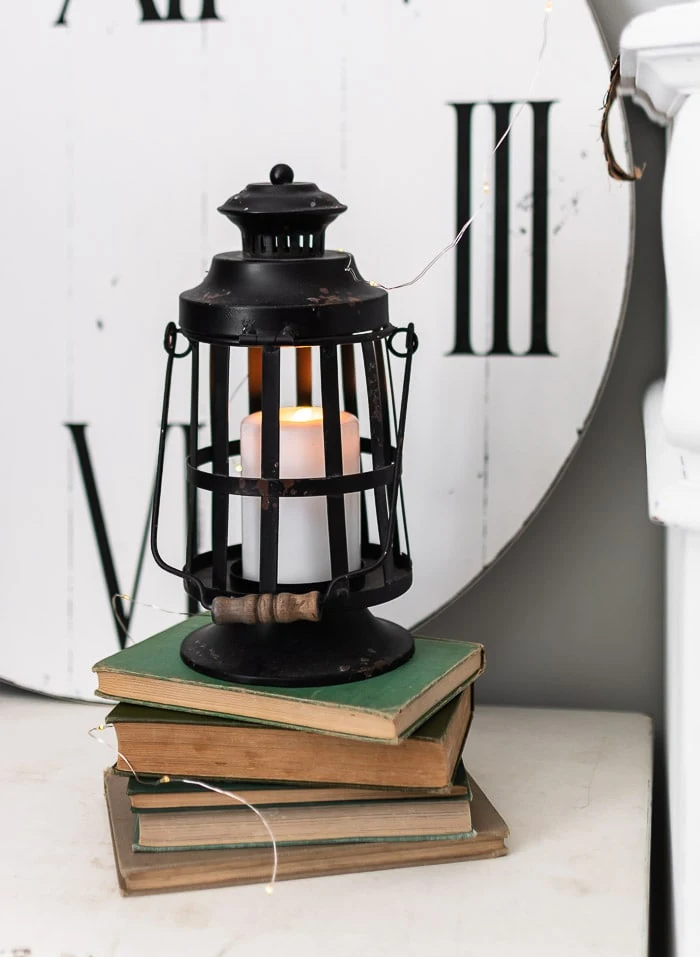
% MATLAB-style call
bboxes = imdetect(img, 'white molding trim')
[643,381,700,530]
[621,6,700,956]
[620,2,700,122]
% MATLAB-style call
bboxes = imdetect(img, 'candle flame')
[281,406,323,424]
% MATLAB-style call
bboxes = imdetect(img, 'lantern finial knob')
[270,163,294,186]
[217,168,347,259]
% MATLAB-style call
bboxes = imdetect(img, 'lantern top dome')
[179,165,390,346]
[217,164,347,259]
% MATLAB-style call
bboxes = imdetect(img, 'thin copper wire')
[89,725,279,893]
[93,9,554,892]
[346,1,556,293]
[229,371,249,404]
[110,593,196,647]
[88,2,608,898]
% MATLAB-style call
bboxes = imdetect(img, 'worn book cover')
[105,770,508,895]
[93,615,484,742]
[128,762,472,811]
[107,686,473,789]
[133,789,474,851]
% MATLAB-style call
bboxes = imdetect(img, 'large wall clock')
[0,0,632,699]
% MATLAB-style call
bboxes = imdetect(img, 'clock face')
[0,0,632,699]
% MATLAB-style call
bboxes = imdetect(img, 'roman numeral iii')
[450,101,556,357]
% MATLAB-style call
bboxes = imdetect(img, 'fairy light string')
[103,594,279,890]
[110,592,202,647]
[348,0,556,293]
[91,2,570,899]
[89,723,279,894]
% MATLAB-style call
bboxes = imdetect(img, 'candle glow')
[240,406,362,584]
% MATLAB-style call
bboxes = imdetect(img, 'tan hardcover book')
[104,770,508,895]
[110,686,473,789]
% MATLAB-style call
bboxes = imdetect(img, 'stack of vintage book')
[93,616,508,894]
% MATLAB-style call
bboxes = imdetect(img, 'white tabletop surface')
[0,684,652,957]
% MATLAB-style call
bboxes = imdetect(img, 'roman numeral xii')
[55,0,221,26]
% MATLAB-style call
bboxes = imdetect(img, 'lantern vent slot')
[217,165,347,262]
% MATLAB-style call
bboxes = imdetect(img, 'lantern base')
[179,609,414,687]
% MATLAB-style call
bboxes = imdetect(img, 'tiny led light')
[344,0,554,295]
[89,724,279,892]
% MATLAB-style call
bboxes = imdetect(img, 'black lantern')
[151,164,417,687]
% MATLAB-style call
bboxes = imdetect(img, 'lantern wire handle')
[384,338,411,557]
[150,323,207,606]
[345,0,556,293]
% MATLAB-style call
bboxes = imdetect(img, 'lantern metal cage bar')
[150,165,418,687]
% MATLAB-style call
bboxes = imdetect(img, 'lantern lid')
[217,164,347,259]
[180,165,390,346]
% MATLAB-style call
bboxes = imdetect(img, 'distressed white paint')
[620,3,700,121]
[0,688,652,957]
[621,5,700,955]
[0,0,632,698]
[643,382,700,529]
[591,0,690,51]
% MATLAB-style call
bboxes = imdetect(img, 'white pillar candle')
[240,406,362,584]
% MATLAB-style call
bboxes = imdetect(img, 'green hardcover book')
[128,762,472,811]
[128,762,472,812]
[93,615,484,743]
[132,786,474,851]
[107,686,474,789]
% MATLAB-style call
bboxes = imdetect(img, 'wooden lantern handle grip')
[211,592,321,626]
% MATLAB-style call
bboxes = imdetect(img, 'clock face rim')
[402,1,635,630]
[411,285,631,633]
[0,0,635,698]
[408,0,635,628]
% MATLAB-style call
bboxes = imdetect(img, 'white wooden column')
[620,6,700,956]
